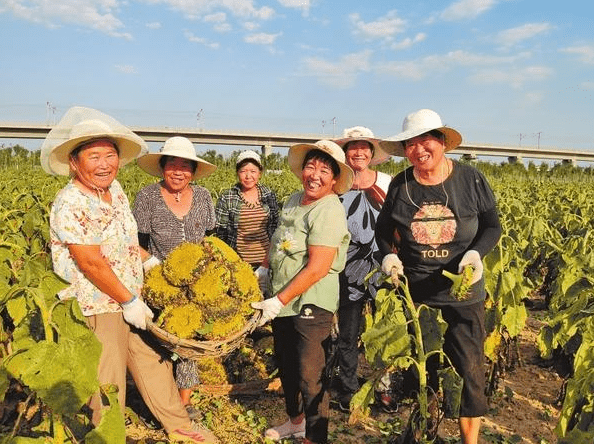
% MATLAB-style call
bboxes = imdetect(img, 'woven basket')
[146,311,262,360]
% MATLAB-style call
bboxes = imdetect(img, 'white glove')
[381,253,404,277]
[251,296,284,327]
[143,256,161,273]
[458,250,483,285]
[254,266,271,296]
[122,296,154,330]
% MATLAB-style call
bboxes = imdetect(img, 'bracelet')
[121,295,137,307]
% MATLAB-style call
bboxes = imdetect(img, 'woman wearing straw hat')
[332,126,394,413]
[214,150,279,284]
[133,136,217,414]
[44,107,218,443]
[376,109,501,444]
[251,140,353,444]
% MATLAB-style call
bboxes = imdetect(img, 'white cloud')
[276,0,310,16]
[390,32,426,50]
[243,32,282,45]
[243,21,260,31]
[2,0,132,38]
[560,45,594,65]
[144,0,274,20]
[183,30,220,49]
[115,64,137,74]
[301,49,372,89]
[469,66,553,88]
[496,22,552,48]
[146,21,162,29]
[204,12,226,22]
[376,50,532,82]
[349,10,406,42]
[440,0,498,21]
[214,22,232,32]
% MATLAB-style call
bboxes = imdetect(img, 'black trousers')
[336,297,367,395]
[272,305,333,444]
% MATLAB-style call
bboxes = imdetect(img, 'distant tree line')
[0,144,40,169]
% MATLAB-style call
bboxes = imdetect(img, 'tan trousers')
[86,312,191,433]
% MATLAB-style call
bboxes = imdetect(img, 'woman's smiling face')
[344,140,373,172]
[404,131,446,173]
[301,157,337,204]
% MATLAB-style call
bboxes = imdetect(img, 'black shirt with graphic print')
[375,161,501,306]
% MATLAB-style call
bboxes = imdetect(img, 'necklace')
[404,158,450,210]
[175,191,181,202]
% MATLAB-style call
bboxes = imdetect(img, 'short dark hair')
[236,159,262,173]
[159,155,198,173]
[302,149,340,177]
[70,138,119,160]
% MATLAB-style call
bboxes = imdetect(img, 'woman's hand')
[254,266,271,296]
[458,250,483,284]
[252,296,284,326]
[121,296,154,330]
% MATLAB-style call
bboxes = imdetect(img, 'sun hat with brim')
[40,106,148,176]
[380,109,462,157]
[236,150,262,168]
[137,136,217,180]
[334,126,390,166]
[288,140,354,195]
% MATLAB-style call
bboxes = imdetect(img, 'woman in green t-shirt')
[251,140,353,444]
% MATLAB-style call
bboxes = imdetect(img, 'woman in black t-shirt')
[376,109,501,444]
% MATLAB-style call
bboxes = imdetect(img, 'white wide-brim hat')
[334,126,390,166]
[40,106,148,176]
[380,109,462,157]
[137,136,217,180]
[288,140,354,195]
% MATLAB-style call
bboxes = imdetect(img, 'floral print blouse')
[49,180,143,316]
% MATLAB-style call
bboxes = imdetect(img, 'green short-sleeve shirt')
[269,191,350,317]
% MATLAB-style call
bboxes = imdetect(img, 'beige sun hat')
[137,136,217,180]
[380,109,462,157]
[334,126,390,166]
[288,140,354,195]
[40,106,148,176]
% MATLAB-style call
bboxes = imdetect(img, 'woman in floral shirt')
[43,106,218,444]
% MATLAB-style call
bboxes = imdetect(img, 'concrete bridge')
[1,122,593,164]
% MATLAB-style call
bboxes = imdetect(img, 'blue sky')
[1,0,593,155]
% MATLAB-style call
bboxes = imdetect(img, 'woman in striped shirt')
[214,150,279,270]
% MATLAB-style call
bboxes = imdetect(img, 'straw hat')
[287,140,354,195]
[334,126,390,166]
[236,150,262,169]
[380,109,462,157]
[41,106,148,176]
[137,136,217,180]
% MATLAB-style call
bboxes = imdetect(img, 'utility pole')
[321,120,326,134]
[535,132,542,148]
[331,117,337,137]
[196,109,203,128]
[519,133,524,146]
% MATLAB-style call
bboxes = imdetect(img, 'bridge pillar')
[562,158,576,166]
[261,144,272,158]
[508,156,522,164]
[461,153,477,162]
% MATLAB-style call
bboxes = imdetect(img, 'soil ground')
[126,306,564,444]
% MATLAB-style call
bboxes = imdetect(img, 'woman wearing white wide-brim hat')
[331,126,394,413]
[133,136,217,413]
[252,140,352,444]
[376,109,502,444]
[44,107,218,443]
